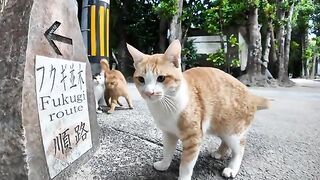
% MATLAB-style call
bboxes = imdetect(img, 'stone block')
[0,0,100,179]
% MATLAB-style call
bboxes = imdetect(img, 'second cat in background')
[93,72,107,113]
[100,59,133,114]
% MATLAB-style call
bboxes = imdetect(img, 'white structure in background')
[238,32,248,71]
[188,34,248,71]
[188,35,227,54]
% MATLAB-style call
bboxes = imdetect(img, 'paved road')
[70,79,320,180]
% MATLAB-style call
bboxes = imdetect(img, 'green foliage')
[153,0,178,19]
[291,41,300,50]
[182,39,199,67]
[231,58,240,67]
[109,0,319,77]
[247,0,259,8]
[303,37,320,64]
[205,0,261,34]
[295,0,315,31]
[206,49,239,68]
[311,0,320,36]
[228,34,238,47]
[304,48,313,62]
[304,36,320,71]
[205,0,232,34]
[206,49,225,67]
[110,0,160,54]
[181,0,212,29]
[261,0,276,21]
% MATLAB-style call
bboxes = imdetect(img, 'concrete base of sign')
[0,0,99,179]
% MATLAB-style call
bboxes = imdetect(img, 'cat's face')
[127,40,183,102]
[93,73,105,85]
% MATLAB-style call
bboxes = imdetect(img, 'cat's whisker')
[162,96,176,113]
[163,95,176,107]
[159,99,168,112]
[165,102,172,113]
[161,98,172,113]
[162,99,171,113]
[164,101,175,113]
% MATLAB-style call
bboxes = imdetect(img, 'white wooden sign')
[188,36,227,54]
[35,55,92,178]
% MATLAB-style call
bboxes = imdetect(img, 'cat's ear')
[127,43,145,67]
[164,39,181,68]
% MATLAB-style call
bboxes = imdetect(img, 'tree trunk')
[262,23,271,76]
[169,0,183,43]
[247,8,262,75]
[247,9,261,74]
[238,8,271,86]
[219,33,225,53]
[218,6,228,73]
[280,3,294,84]
[159,17,167,53]
[181,27,189,49]
[221,33,229,73]
[116,1,130,77]
[277,0,286,84]
[306,62,310,78]
[301,32,308,77]
[269,23,278,78]
[311,54,317,79]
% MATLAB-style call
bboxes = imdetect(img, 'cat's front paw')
[222,167,237,178]
[153,161,169,171]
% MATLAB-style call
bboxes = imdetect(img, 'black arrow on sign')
[44,21,73,56]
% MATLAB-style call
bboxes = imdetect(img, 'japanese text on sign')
[35,55,92,178]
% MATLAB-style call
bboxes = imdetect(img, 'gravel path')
[70,79,320,180]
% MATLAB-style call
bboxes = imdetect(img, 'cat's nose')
[144,91,154,97]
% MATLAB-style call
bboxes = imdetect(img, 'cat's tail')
[252,95,270,110]
[100,58,110,72]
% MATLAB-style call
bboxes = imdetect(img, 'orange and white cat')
[100,59,133,113]
[127,40,270,180]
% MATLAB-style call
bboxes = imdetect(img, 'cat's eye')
[137,76,145,83]
[157,75,166,83]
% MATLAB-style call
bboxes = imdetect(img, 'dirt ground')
[69,79,320,180]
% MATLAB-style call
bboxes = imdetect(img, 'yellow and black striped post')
[88,0,110,63]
